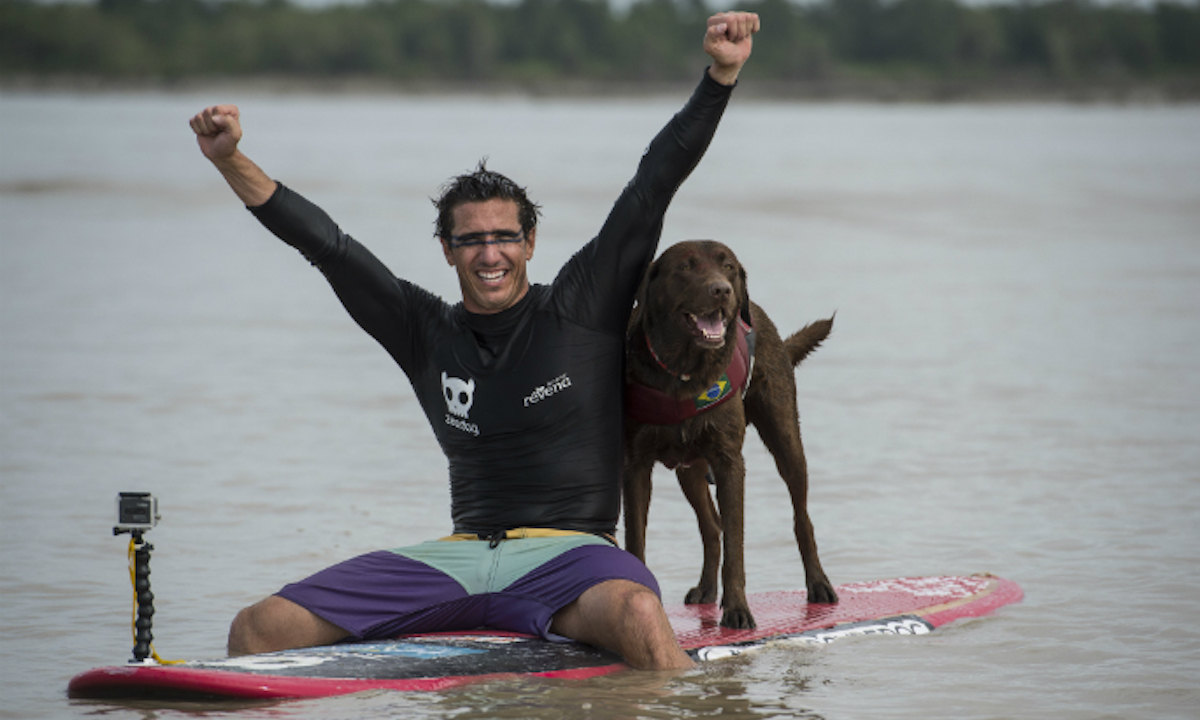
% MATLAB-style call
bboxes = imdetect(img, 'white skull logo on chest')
[441,372,475,418]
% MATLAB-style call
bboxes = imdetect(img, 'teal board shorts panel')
[392,535,611,595]
[275,536,660,642]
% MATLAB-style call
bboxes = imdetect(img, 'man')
[189,12,759,671]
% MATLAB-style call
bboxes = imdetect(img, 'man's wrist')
[706,64,741,87]
[209,148,247,173]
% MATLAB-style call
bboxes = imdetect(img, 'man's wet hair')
[433,160,542,240]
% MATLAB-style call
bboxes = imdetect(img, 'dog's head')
[634,240,749,352]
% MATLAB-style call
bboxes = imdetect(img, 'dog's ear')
[737,262,753,326]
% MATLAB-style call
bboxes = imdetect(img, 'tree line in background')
[2,0,1199,90]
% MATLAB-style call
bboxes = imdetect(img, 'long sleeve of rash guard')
[248,183,446,375]
[551,71,734,336]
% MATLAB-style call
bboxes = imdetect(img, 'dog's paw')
[807,579,839,604]
[720,607,757,629]
[684,586,718,604]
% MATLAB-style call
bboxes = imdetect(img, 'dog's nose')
[709,280,732,300]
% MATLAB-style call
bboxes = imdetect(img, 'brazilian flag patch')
[694,374,733,411]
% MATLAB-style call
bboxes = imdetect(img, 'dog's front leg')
[709,450,754,629]
[676,461,721,604]
[622,449,657,562]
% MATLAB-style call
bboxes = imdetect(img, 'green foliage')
[1,0,1198,83]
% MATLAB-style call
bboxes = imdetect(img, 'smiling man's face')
[441,198,537,315]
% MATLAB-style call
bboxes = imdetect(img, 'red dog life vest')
[624,317,755,426]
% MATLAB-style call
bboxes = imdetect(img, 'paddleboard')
[68,573,1021,701]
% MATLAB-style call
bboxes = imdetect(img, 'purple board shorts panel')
[276,541,660,642]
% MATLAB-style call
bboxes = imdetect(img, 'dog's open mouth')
[686,310,728,347]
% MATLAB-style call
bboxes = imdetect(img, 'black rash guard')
[249,72,733,537]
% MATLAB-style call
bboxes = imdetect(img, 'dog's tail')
[783,314,834,368]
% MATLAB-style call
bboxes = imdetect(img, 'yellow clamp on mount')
[125,536,181,665]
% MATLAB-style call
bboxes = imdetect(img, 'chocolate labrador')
[623,240,837,628]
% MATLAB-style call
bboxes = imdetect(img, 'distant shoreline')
[5,74,1200,104]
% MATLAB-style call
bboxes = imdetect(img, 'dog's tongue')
[695,313,726,340]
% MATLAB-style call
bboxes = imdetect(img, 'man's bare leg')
[550,578,694,671]
[227,595,349,656]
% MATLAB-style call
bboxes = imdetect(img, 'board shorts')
[275,530,660,642]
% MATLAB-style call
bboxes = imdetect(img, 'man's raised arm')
[704,11,760,86]
[189,104,277,208]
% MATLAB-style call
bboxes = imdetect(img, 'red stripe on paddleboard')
[68,661,630,699]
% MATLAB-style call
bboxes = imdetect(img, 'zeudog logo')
[442,372,479,436]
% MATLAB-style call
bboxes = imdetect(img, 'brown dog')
[623,240,837,629]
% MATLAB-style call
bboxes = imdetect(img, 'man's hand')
[188,103,276,207]
[190,104,243,163]
[704,11,760,86]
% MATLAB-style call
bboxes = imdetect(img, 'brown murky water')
[2,90,1198,719]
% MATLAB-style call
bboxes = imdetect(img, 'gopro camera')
[114,492,159,534]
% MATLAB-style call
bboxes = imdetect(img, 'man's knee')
[227,595,347,656]
[228,604,256,656]
[622,584,662,613]
[228,598,277,656]
[553,579,692,670]
[604,581,692,670]
[609,581,665,628]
